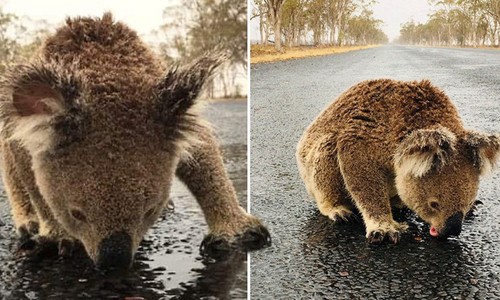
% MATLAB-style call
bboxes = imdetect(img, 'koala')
[296,79,499,244]
[0,13,270,270]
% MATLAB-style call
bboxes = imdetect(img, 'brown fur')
[0,13,269,268]
[297,79,500,243]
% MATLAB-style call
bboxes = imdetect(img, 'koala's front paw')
[366,220,408,244]
[200,234,232,259]
[200,225,271,259]
[17,221,39,240]
[16,235,77,259]
[200,216,271,259]
[238,224,271,250]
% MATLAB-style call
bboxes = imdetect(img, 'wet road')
[250,46,500,299]
[0,100,248,299]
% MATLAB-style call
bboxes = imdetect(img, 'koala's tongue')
[430,226,439,237]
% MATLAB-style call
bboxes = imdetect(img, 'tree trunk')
[260,14,267,44]
[274,17,282,51]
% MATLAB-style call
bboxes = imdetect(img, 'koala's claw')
[58,239,76,258]
[18,221,39,239]
[324,206,355,223]
[16,235,56,259]
[200,234,232,259]
[16,235,76,259]
[18,236,37,252]
[388,231,401,244]
[368,230,401,244]
[368,231,384,244]
[239,224,272,251]
[367,221,406,244]
[200,225,272,259]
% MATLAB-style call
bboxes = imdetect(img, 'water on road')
[250,46,500,299]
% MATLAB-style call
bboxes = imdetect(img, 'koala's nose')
[442,212,463,237]
[96,231,133,271]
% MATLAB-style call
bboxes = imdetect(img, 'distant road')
[250,45,500,299]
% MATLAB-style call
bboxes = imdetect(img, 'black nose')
[96,231,132,271]
[442,212,463,237]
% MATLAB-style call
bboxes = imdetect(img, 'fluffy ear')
[0,62,81,155]
[156,52,225,125]
[463,131,500,176]
[394,126,457,178]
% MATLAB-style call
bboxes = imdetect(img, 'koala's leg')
[176,125,270,254]
[1,144,39,238]
[338,146,408,244]
[297,137,354,222]
[3,142,73,256]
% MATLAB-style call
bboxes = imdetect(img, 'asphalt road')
[0,100,248,299]
[250,46,500,299]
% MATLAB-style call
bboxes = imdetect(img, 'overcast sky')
[2,0,177,43]
[373,0,433,41]
[250,0,435,42]
[4,0,434,43]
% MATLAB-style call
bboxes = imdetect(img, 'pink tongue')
[430,226,439,237]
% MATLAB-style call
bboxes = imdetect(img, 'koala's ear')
[463,131,500,176]
[4,65,67,116]
[394,126,457,178]
[0,63,81,155]
[156,53,225,124]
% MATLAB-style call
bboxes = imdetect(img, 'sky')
[3,0,434,43]
[2,0,177,44]
[250,0,435,43]
[372,0,433,41]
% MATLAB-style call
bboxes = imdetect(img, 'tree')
[252,0,387,48]
[345,8,386,45]
[281,0,307,46]
[0,8,20,74]
[401,0,499,46]
[0,7,51,75]
[252,0,272,44]
[158,0,247,98]
[265,0,286,51]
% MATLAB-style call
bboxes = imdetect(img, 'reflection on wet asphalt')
[250,46,500,299]
[0,100,248,299]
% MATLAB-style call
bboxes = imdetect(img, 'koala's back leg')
[297,136,353,222]
[176,124,270,253]
[1,142,39,238]
[337,143,408,244]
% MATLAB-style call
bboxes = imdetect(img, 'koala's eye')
[70,209,87,222]
[429,201,440,210]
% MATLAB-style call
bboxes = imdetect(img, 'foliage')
[159,0,246,67]
[0,7,52,74]
[399,0,499,47]
[252,0,387,50]
[157,0,248,98]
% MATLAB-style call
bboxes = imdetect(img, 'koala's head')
[394,126,500,239]
[0,55,222,270]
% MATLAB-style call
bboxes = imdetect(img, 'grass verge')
[250,44,379,64]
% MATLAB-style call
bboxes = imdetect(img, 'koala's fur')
[0,13,269,269]
[297,79,499,244]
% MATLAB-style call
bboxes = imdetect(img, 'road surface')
[250,46,500,299]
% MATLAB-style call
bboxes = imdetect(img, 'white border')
[246,0,252,297]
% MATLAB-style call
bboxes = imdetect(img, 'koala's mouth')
[428,212,464,238]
